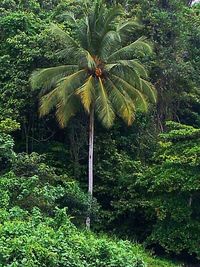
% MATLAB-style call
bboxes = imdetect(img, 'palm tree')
[30,0,156,228]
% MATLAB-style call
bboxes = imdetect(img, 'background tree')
[30,0,156,228]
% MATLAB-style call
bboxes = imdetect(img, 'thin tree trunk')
[86,106,94,229]
[23,123,29,154]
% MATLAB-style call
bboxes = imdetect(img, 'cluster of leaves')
[102,121,200,260]
[0,117,98,225]
[119,0,200,128]
[0,207,147,267]
[0,119,20,171]
[144,122,200,258]
[0,0,74,152]
[1,151,100,226]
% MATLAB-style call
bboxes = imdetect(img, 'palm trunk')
[86,106,94,229]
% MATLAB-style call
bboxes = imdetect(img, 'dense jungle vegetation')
[0,0,200,266]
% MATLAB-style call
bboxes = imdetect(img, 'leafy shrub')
[144,122,200,258]
[0,134,15,171]
[99,122,200,260]
[0,119,20,172]
[0,152,99,225]
[0,207,146,267]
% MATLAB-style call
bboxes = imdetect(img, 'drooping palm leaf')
[107,78,135,125]
[95,78,115,128]
[110,64,142,91]
[117,19,142,43]
[54,70,87,127]
[50,23,86,61]
[39,69,86,124]
[100,31,121,60]
[141,79,157,103]
[108,37,152,61]
[115,60,148,78]
[50,23,79,49]
[76,75,94,113]
[39,87,59,117]
[56,11,77,24]
[56,95,80,128]
[117,19,141,33]
[110,74,148,112]
[31,65,78,94]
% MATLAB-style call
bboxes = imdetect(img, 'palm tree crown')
[31,0,156,128]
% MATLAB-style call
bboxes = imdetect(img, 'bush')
[144,122,200,258]
[0,152,99,226]
[98,122,200,260]
[0,207,146,267]
[0,119,20,172]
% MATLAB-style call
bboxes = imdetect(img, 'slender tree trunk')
[86,106,94,229]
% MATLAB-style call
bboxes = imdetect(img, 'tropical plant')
[0,151,99,225]
[0,207,178,267]
[0,119,20,172]
[30,0,156,228]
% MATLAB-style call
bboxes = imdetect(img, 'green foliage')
[0,134,15,171]
[143,122,200,258]
[0,206,179,267]
[122,0,200,129]
[0,118,20,133]
[95,120,200,261]
[0,119,19,172]
[0,152,99,225]
[89,115,156,235]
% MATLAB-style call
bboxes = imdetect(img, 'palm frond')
[141,79,157,103]
[95,77,115,128]
[40,69,86,122]
[56,95,80,128]
[54,70,87,127]
[93,0,104,30]
[107,37,152,62]
[78,19,91,51]
[86,52,97,69]
[56,11,77,24]
[50,23,85,60]
[84,3,122,54]
[76,75,94,113]
[85,16,92,51]
[110,74,148,112]
[107,78,135,125]
[50,23,79,48]
[116,60,148,78]
[105,63,118,71]
[30,65,78,94]
[103,5,123,33]
[117,19,141,33]
[58,70,86,99]
[110,64,142,90]
[99,31,121,60]
[117,19,142,43]
[39,87,59,117]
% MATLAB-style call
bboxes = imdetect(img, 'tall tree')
[30,0,156,228]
